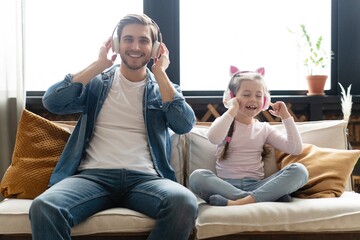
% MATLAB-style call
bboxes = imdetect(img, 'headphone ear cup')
[151,41,161,59]
[112,36,120,54]
[262,93,271,110]
[223,90,233,109]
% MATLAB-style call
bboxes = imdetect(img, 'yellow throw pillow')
[0,109,70,199]
[276,143,360,198]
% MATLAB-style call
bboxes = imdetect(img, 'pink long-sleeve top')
[207,112,303,180]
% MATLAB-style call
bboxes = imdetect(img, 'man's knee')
[29,196,46,216]
[164,188,198,218]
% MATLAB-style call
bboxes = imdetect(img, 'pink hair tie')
[225,136,232,143]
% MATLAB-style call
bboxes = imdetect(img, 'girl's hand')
[227,97,240,117]
[269,101,291,120]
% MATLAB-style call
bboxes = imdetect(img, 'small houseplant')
[296,24,334,95]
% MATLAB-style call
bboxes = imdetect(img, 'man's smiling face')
[119,23,153,71]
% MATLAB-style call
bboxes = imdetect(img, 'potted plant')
[295,24,334,95]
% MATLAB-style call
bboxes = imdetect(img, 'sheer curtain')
[0,0,25,189]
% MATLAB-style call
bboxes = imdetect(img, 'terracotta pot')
[306,75,328,95]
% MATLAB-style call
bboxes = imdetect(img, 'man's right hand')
[99,37,117,70]
[72,38,117,85]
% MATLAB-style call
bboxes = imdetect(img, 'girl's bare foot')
[228,195,256,206]
[209,195,256,206]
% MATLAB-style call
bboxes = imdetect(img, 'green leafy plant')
[293,24,334,76]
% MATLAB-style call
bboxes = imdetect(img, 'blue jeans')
[189,163,308,203]
[29,169,198,240]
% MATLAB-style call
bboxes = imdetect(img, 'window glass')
[180,0,331,92]
[24,0,142,91]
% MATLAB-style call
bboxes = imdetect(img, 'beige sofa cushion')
[271,120,348,149]
[0,198,154,236]
[196,191,360,239]
[170,132,185,184]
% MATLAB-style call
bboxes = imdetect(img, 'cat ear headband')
[223,65,269,109]
[229,65,265,77]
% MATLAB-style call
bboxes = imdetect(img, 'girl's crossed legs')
[189,163,308,206]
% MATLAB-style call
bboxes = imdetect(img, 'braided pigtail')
[261,144,273,158]
[218,120,235,161]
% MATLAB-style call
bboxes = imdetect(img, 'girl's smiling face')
[235,79,265,117]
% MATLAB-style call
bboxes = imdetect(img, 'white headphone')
[111,18,162,59]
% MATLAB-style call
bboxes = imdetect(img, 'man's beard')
[120,53,150,71]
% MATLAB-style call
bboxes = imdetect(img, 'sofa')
[1,110,360,240]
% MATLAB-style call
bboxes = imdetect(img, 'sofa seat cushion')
[195,191,360,239]
[0,198,154,236]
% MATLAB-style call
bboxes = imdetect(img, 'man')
[29,13,197,240]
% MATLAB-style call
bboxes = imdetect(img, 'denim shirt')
[43,65,196,186]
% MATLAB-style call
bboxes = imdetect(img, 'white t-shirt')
[78,69,157,175]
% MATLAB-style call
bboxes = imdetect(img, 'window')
[180,0,331,92]
[23,0,142,91]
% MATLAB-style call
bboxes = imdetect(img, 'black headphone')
[111,18,162,59]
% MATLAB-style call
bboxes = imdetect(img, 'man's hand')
[150,43,176,102]
[151,43,170,74]
[99,37,117,70]
[72,38,117,85]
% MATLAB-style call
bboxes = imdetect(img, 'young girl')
[189,66,309,206]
